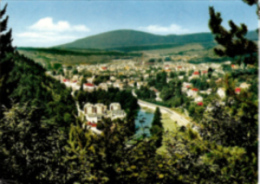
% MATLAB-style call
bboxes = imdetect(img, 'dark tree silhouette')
[0,4,15,117]
[208,6,257,66]
[150,107,163,147]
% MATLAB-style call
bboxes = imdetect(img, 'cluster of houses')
[60,78,123,92]
[180,80,250,107]
[76,102,126,129]
[46,59,251,110]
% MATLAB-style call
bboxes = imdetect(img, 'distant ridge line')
[54,29,258,51]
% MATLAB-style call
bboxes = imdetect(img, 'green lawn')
[156,113,178,155]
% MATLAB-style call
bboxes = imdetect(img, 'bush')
[96,122,105,130]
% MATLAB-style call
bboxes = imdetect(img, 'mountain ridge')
[55,29,258,51]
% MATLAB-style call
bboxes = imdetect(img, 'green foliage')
[63,119,169,184]
[0,7,77,181]
[52,63,62,70]
[158,79,188,108]
[150,108,163,148]
[136,86,156,100]
[18,47,139,57]
[0,4,15,117]
[160,86,174,101]
[164,125,257,183]
[93,75,110,85]
[209,6,257,66]
[222,64,232,71]
[0,53,78,183]
[96,121,105,130]
[147,71,167,91]
[0,3,258,183]
[190,78,209,90]
[0,103,69,183]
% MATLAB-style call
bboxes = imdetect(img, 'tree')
[207,67,214,78]
[150,107,163,148]
[0,4,15,117]
[160,86,174,101]
[0,103,70,183]
[208,6,257,66]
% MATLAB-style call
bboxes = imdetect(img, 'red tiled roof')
[87,122,97,127]
[235,87,241,92]
[202,71,208,74]
[85,83,95,87]
[177,66,182,68]
[192,88,199,92]
[186,85,190,88]
[101,67,107,70]
[73,80,77,83]
[63,79,70,82]
[197,102,203,106]
[193,71,199,75]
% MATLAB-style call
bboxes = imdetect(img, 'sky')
[2,0,258,47]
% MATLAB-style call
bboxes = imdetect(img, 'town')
[45,55,254,131]
[1,1,258,183]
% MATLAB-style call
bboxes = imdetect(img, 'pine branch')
[0,16,8,32]
[0,4,7,19]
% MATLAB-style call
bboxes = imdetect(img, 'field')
[18,47,141,68]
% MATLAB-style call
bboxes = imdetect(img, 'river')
[135,109,154,138]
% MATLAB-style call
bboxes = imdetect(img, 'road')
[132,90,191,127]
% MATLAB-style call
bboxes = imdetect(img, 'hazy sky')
[2,0,258,47]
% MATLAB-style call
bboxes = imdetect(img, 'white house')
[113,82,124,90]
[194,96,203,102]
[178,76,184,80]
[106,81,113,87]
[84,83,95,92]
[240,82,250,89]
[200,88,212,95]
[95,103,107,114]
[86,114,102,123]
[136,81,143,89]
[217,88,226,99]
[70,80,80,91]
[111,110,126,120]
[110,76,116,81]
[84,103,96,114]
[87,76,95,83]
[187,88,199,98]
[110,103,121,111]
[182,82,192,93]
[98,83,108,91]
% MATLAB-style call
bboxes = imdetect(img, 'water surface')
[135,109,154,138]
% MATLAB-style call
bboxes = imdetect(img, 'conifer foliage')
[0,4,15,116]
[208,6,257,65]
[150,107,163,148]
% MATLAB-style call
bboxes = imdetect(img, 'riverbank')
[157,113,179,154]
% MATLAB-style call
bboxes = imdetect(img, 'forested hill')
[0,52,78,182]
[56,29,258,51]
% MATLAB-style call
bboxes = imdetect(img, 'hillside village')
[46,56,254,128]
[1,0,258,183]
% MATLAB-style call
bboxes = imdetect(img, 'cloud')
[16,17,90,46]
[29,17,89,32]
[17,32,77,42]
[139,24,189,34]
